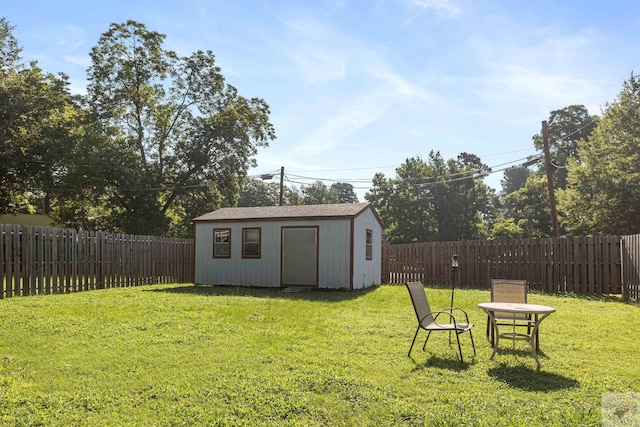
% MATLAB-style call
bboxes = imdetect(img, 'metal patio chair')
[486,279,535,346]
[405,281,476,362]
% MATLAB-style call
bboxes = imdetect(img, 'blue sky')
[4,0,639,200]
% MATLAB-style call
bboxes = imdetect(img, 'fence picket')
[383,235,635,297]
[0,225,194,299]
[0,224,4,298]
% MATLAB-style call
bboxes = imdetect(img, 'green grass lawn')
[0,283,638,426]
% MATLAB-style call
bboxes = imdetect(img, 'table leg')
[535,313,540,351]
[529,327,541,369]
[487,312,499,360]
[529,312,552,369]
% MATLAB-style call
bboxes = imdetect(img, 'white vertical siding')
[194,218,354,289]
[195,221,282,287]
[317,219,351,289]
[352,208,382,289]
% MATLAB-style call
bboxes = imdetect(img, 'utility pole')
[260,167,285,206]
[542,121,560,237]
[279,166,284,206]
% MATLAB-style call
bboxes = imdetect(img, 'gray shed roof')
[193,202,382,226]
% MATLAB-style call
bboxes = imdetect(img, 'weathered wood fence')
[0,224,194,298]
[382,234,640,298]
[622,234,640,300]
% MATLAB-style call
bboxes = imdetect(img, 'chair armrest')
[420,310,459,328]
[444,307,471,323]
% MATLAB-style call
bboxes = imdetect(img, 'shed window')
[213,228,231,258]
[366,229,373,260]
[242,228,261,258]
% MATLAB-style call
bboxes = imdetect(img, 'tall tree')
[302,181,338,205]
[501,165,531,196]
[0,18,82,214]
[532,105,597,189]
[237,178,280,207]
[559,74,640,235]
[504,175,554,237]
[365,152,493,243]
[79,20,275,235]
[330,182,359,203]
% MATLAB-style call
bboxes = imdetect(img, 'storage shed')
[192,202,383,290]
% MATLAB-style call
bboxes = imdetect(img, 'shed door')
[281,227,318,286]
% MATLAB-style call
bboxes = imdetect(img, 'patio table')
[478,302,556,368]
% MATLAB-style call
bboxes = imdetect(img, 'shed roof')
[193,202,383,226]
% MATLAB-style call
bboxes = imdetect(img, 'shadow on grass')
[145,283,378,302]
[410,354,474,372]
[488,364,580,391]
[493,347,549,358]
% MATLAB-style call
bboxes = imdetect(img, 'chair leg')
[422,331,432,351]
[408,326,421,357]
[469,329,476,356]
[455,331,464,363]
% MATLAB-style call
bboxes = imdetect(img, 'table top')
[478,302,556,315]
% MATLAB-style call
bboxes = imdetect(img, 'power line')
[283,154,540,188]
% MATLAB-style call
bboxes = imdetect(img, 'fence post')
[621,237,628,301]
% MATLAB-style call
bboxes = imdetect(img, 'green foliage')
[62,20,276,236]
[366,152,493,243]
[489,217,524,240]
[559,75,640,235]
[302,181,337,205]
[300,181,358,205]
[1,18,274,235]
[237,178,281,207]
[505,175,555,237]
[496,105,597,238]
[532,105,597,189]
[500,165,531,197]
[0,17,21,70]
[0,284,637,425]
[0,18,82,215]
[331,182,359,203]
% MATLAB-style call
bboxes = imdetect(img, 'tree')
[501,166,531,196]
[505,175,554,237]
[489,217,524,240]
[0,18,82,215]
[0,17,20,69]
[532,105,597,189]
[283,186,303,206]
[559,74,640,235]
[74,20,275,236]
[237,178,280,207]
[365,152,494,243]
[302,181,338,205]
[330,182,359,203]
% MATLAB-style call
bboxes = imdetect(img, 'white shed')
[192,202,383,290]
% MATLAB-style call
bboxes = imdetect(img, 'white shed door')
[281,227,318,286]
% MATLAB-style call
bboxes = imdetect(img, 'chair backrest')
[491,279,528,320]
[406,281,434,326]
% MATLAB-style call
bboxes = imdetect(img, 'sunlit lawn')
[0,283,638,426]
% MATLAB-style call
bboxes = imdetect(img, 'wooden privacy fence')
[382,235,640,297]
[622,234,640,300]
[0,224,194,298]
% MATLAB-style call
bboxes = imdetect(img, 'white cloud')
[283,18,351,85]
[469,27,608,117]
[292,69,439,155]
[274,14,443,157]
[293,94,387,155]
[370,69,437,102]
[407,0,462,17]
[64,55,91,67]
[291,49,347,85]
